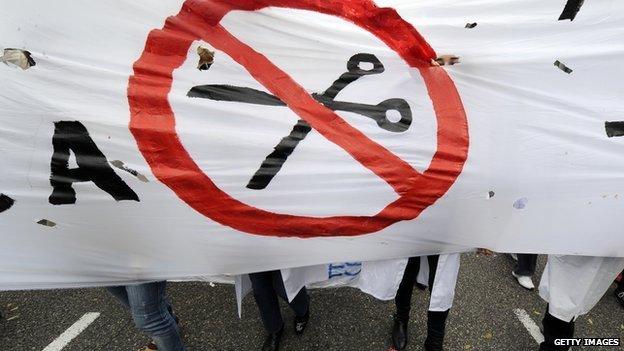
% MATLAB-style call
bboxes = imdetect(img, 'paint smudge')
[513,197,528,209]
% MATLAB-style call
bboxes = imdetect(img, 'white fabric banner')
[1,0,624,290]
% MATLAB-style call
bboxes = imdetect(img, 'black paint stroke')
[247,119,312,190]
[243,53,391,189]
[320,53,384,100]
[559,0,585,21]
[189,85,411,133]
[188,85,284,106]
[554,60,573,74]
[465,23,477,28]
[49,121,139,205]
[0,194,15,213]
[311,94,411,132]
[605,121,624,138]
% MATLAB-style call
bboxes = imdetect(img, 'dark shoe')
[262,326,283,351]
[140,341,158,351]
[424,334,444,351]
[294,311,309,335]
[391,315,408,350]
[615,288,624,308]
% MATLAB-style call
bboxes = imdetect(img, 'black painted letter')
[49,121,139,205]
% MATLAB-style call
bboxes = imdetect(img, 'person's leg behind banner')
[250,271,283,351]
[539,305,575,351]
[391,253,459,351]
[425,309,450,351]
[424,254,460,351]
[512,254,538,290]
[107,281,185,351]
[424,255,446,351]
[538,255,624,351]
[272,271,310,335]
[392,256,420,350]
[614,269,624,308]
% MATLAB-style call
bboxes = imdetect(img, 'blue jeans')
[107,281,186,351]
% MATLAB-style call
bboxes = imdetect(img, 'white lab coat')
[234,253,461,316]
[416,253,461,312]
[234,258,407,317]
[538,255,624,322]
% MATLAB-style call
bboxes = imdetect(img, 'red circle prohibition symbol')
[128,0,470,238]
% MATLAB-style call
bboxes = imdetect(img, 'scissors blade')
[188,84,286,106]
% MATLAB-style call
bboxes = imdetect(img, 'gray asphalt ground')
[1,254,622,351]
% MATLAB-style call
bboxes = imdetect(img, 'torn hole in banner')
[435,55,460,66]
[37,219,56,227]
[554,60,572,74]
[110,160,149,183]
[1,48,36,70]
[197,46,215,71]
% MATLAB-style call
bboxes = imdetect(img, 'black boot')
[615,288,624,309]
[424,310,449,351]
[391,314,409,350]
[262,326,284,351]
[539,309,575,351]
[615,278,624,309]
[294,310,309,335]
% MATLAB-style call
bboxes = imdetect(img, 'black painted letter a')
[49,121,139,205]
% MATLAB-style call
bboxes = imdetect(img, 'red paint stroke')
[128,0,469,237]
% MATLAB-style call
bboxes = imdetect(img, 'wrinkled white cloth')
[281,259,410,301]
[2,1,624,290]
[417,253,461,312]
[539,255,624,322]
[234,253,461,317]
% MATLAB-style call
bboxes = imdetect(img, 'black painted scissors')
[187,53,413,189]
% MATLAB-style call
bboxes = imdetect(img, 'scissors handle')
[321,53,385,100]
[313,94,411,133]
[346,53,385,75]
